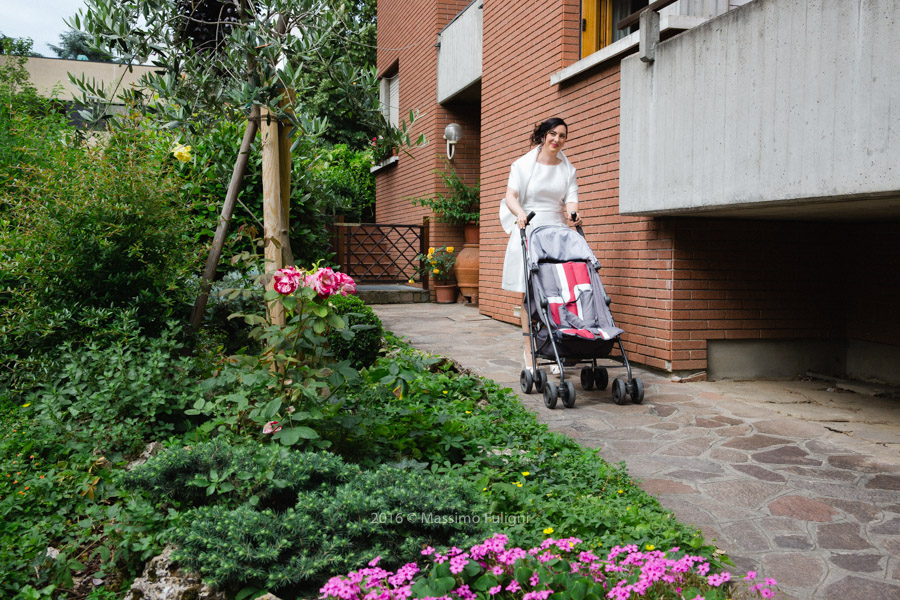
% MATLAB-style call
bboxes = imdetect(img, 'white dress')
[502,153,578,293]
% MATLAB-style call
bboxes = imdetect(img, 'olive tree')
[70,0,422,327]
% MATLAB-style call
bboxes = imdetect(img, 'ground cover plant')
[321,534,781,600]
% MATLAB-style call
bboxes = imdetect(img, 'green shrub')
[127,440,490,598]
[122,440,357,509]
[327,294,384,369]
[0,113,196,359]
[174,466,489,598]
[26,322,199,459]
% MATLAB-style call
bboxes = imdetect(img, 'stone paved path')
[373,303,900,600]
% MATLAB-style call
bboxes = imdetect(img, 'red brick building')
[375,0,900,383]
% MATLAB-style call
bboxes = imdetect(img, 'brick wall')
[375,0,478,267]
[478,0,677,371]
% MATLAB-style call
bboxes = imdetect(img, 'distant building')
[12,56,156,126]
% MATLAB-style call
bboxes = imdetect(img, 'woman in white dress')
[500,117,583,369]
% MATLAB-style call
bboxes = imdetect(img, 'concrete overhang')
[436,0,482,105]
[619,0,900,222]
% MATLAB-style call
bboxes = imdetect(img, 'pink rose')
[272,266,303,295]
[263,421,282,434]
[335,271,357,296]
[308,267,339,297]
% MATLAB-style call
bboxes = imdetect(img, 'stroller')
[518,213,644,408]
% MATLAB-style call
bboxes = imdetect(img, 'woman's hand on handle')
[569,212,583,227]
[516,212,530,229]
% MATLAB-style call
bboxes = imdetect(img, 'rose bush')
[273,266,357,298]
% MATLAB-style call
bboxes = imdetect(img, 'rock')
[672,371,707,383]
[122,546,226,600]
[126,441,166,471]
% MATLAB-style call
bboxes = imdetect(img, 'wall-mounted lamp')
[443,123,463,160]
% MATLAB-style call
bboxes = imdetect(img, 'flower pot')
[463,222,479,245]
[433,283,458,303]
[454,223,480,304]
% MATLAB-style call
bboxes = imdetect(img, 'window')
[379,73,399,128]
[581,0,649,57]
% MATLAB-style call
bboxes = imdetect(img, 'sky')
[0,0,90,57]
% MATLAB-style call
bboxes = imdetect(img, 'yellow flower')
[618,489,623,494]
[483,487,487,491]
[516,482,523,487]
[433,268,440,274]
[447,246,454,253]
[543,527,554,535]
[172,144,192,163]
[443,391,448,394]
[645,544,655,551]
[21,403,30,408]
[428,247,435,255]
[465,410,471,414]
[408,278,415,284]
[521,471,530,477]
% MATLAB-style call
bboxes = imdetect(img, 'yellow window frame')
[581,0,612,57]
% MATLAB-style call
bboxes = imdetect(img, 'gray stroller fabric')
[527,226,624,351]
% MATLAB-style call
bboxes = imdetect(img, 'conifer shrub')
[126,441,490,598]
[173,465,490,598]
[122,439,357,510]
[326,294,384,369]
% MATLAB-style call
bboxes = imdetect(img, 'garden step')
[356,284,429,304]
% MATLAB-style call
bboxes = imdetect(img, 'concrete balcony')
[436,0,482,104]
[620,0,900,220]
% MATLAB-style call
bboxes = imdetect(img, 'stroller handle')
[519,212,537,240]
[571,212,585,238]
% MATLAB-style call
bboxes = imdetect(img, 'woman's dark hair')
[530,117,568,146]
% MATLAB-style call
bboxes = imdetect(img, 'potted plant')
[410,164,481,303]
[410,162,480,226]
[413,245,458,303]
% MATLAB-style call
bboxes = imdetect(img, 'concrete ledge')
[356,284,429,305]
[550,15,707,86]
[708,338,900,386]
[708,339,845,381]
[846,339,900,387]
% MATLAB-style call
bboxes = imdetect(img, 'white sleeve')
[565,166,579,206]
[507,161,520,193]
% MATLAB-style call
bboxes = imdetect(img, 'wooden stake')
[189,106,260,331]
[261,107,290,326]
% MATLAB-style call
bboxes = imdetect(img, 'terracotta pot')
[434,283,458,303]
[463,221,479,245]
[454,222,480,304]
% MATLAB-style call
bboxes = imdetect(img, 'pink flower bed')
[320,534,779,600]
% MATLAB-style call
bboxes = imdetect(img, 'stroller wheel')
[562,381,576,408]
[580,368,595,391]
[593,367,609,391]
[520,369,535,394]
[535,369,548,390]
[612,378,627,405]
[542,381,558,409]
[630,378,645,404]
